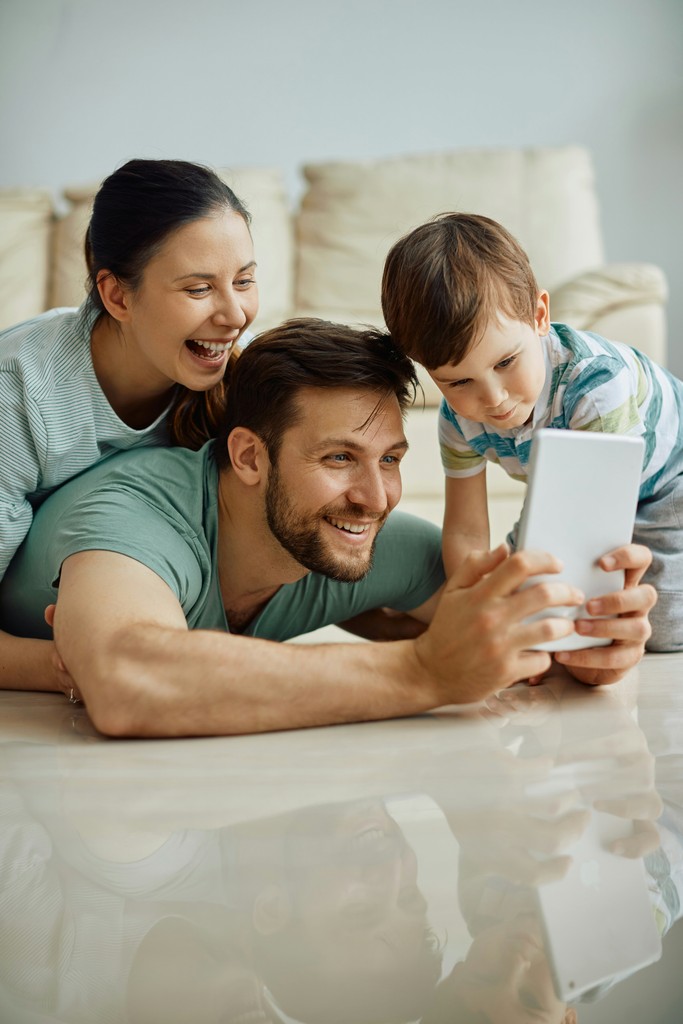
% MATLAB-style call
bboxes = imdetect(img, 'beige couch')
[0,146,668,547]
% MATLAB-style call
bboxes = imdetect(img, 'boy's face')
[428,292,549,429]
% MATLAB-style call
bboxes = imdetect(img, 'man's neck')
[215,470,308,632]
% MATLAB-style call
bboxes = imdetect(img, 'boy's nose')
[481,380,508,409]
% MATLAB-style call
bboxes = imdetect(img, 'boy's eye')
[496,355,516,369]
[449,379,470,388]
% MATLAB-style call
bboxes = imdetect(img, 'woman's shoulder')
[0,304,95,390]
[1,304,93,355]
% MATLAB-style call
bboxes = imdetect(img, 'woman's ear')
[96,270,132,323]
[227,427,268,485]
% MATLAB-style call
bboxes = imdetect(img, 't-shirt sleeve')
[563,355,648,437]
[0,487,207,639]
[438,398,486,478]
[0,372,45,580]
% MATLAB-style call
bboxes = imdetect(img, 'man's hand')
[412,545,585,706]
[554,543,656,686]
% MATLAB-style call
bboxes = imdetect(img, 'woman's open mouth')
[185,339,232,362]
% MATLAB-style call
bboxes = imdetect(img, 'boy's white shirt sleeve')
[562,355,648,437]
[438,404,487,478]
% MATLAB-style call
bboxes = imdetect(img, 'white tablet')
[536,809,661,1002]
[517,429,644,651]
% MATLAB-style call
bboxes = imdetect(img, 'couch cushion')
[49,168,294,330]
[0,189,54,330]
[295,146,604,326]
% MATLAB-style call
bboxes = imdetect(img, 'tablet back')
[517,429,644,651]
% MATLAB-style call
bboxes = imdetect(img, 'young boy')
[381,212,683,652]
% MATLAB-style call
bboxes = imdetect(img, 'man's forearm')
[74,623,436,737]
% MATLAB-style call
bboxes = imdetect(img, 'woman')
[0,158,258,690]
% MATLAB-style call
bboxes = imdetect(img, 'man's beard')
[265,464,386,583]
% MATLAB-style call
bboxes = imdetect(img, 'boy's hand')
[554,543,656,686]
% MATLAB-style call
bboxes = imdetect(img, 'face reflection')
[259,800,442,1020]
[264,388,406,582]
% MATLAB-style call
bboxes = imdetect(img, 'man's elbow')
[69,639,154,738]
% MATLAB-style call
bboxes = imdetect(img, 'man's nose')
[347,467,391,514]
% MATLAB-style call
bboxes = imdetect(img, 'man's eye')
[327,454,349,463]
[381,455,400,465]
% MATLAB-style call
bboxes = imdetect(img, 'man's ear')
[96,270,132,323]
[227,427,268,485]
[252,884,291,935]
[535,290,550,334]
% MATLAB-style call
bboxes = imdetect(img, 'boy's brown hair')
[381,213,539,369]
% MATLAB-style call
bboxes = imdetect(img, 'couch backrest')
[0,168,294,335]
[294,146,605,326]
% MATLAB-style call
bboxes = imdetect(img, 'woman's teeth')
[190,340,230,354]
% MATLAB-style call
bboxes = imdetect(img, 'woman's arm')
[0,630,74,693]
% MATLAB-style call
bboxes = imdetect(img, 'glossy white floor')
[1,653,682,1023]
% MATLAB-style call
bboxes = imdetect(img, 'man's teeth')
[327,517,368,534]
[191,340,230,354]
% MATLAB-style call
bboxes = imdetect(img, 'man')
[0,320,655,737]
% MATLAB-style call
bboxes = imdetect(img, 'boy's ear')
[227,427,268,485]
[535,290,551,334]
[96,270,132,323]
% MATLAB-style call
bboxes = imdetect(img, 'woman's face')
[118,208,258,393]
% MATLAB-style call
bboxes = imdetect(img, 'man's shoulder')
[34,443,214,521]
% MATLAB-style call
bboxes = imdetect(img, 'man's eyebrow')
[172,260,257,282]
[311,437,409,453]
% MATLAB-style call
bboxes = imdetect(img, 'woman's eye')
[186,286,210,296]
[236,276,256,288]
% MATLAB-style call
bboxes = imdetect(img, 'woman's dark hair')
[85,158,251,450]
[213,318,419,470]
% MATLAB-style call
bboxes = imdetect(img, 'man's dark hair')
[214,318,418,469]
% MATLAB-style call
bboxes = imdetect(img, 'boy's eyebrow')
[173,260,257,281]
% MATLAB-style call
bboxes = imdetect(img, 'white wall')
[1,0,682,372]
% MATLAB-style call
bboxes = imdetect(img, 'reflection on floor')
[1,653,683,1023]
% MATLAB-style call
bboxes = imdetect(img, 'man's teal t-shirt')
[0,443,445,641]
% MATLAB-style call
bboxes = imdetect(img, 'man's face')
[265,387,407,582]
